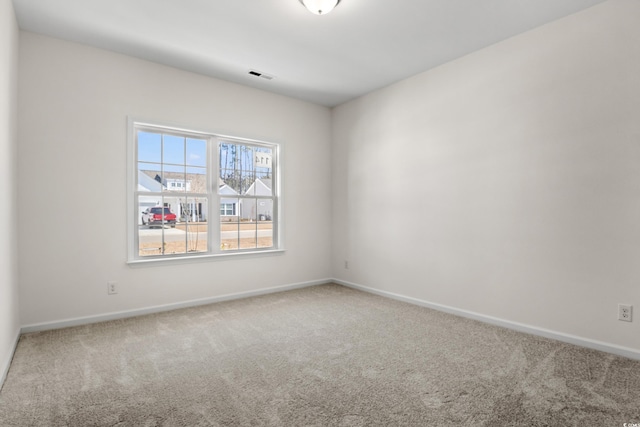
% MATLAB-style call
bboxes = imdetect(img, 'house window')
[129,121,279,261]
[220,203,235,216]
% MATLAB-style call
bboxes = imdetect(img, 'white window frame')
[127,119,282,264]
[220,203,236,216]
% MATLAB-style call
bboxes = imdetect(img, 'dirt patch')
[174,223,208,232]
[173,222,273,232]
[139,240,208,256]
[221,237,273,251]
[139,221,274,256]
[222,222,273,231]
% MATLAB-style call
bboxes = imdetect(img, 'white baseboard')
[0,329,20,392]
[21,278,331,334]
[334,278,640,361]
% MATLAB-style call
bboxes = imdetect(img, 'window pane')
[186,221,207,253]
[219,172,239,200]
[246,177,273,197]
[237,197,273,249]
[186,167,206,193]
[240,197,273,221]
[163,135,185,165]
[220,220,263,250]
[138,132,161,163]
[257,199,273,222]
[241,226,258,250]
[176,197,208,254]
[137,163,162,192]
[138,197,183,256]
[254,147,273,179]
[257,220,273,249]
[138,227,164,257]
[138,198,166,256]
[220,213,239,251]
[165,230,187,255]
[178,197,207,223]
[186,138,206,167]
[163,164,186,193]
[219,143,259,194]
[219,142,234,176]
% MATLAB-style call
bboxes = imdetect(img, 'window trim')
[127,118,283,264]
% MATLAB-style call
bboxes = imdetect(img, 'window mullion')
[183,137,188,252]
[210,136,220,253]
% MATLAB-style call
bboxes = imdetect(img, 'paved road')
[138,227,271,243]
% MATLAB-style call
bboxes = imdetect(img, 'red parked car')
[141,207,177,228]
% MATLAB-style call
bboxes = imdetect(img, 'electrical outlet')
[344,260,349,269]
[618,304,632,322]
[107,281,118,295]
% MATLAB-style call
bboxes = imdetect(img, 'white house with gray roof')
[240,178,273,221]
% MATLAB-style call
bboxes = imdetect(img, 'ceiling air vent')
[248,70,275,80]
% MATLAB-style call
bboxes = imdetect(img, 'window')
[129,121,279,261]
[220,203,236,216]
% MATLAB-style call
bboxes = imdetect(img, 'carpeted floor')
[1,283,639,426]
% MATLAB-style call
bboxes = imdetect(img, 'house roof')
[244,178,273,196]
[258,178,272,190]
[140,170,272,197]
[137,170,163,192]
[139,170,207,193]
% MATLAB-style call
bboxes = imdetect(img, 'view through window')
[131,123,278,260]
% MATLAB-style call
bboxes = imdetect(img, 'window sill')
[127,248,285,267]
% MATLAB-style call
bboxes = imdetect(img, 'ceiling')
[12,0,607,107]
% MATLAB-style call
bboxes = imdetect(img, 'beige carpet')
[1,283,639,426]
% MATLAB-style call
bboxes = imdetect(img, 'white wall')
[0,0,20,384]
[18,33,332,327]
[332,0,640,353]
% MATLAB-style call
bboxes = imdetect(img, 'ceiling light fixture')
[299,0,341,15]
